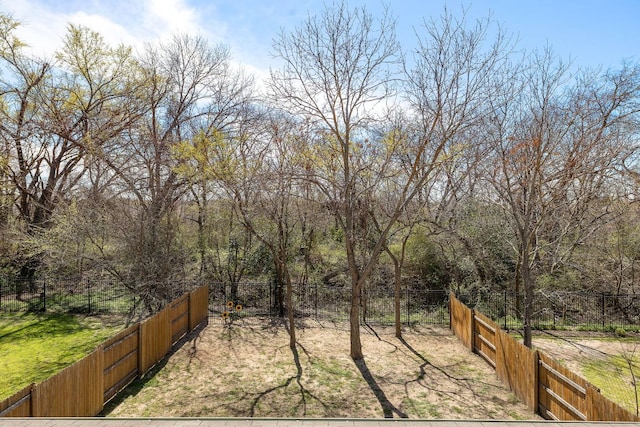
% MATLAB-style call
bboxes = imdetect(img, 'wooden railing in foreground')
[449,292,640,422]
[0,285,209,418]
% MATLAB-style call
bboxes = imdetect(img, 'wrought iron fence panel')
[4,274,637,331]
[457,289,640,331]
[209,281,450,326]
[0,276,201,316]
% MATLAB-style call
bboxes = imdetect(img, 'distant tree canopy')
[1,2,640,352]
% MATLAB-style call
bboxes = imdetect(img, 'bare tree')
[171,58,256,284]
[378,8,512,339]
[97,34,236,309]
[220,112,309,349]
[269,1,402,359]
[270,2,510,359]
[373,107,488,338]
[481,49,640,346]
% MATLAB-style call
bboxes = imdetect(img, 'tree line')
[1,2,640,358]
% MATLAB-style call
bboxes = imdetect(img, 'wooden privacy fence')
[0,285,209,418]
[449,293,640,422]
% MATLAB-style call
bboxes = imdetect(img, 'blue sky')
[3,0,639,80]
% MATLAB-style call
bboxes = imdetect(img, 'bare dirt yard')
[104,318,541,420]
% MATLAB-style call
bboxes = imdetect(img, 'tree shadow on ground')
[397,334,483,400]
[247,320,328,417]
[182,319,327,417]
[353,357,408,418]
[247,341,327,416]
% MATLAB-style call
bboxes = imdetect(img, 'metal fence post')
[87,280,92,313]
[314,281,318,320]
[405,287,410,326]
[42,279,46,312]
[504,290,508,330]
[601,292,606,329]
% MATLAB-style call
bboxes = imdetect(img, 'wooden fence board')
[1,285,210,419]
[450,295,640,422]
[538,351,589,420]
[32,348,103,417]
[0,384,32,417]
[138,306,172,374]
[103,324,140,403]
[587,385,640,421]
[171,294,190,344]
[190,285,209,330]
[449,293,473,351]
[473,310,498,367]
[495,329,538,412]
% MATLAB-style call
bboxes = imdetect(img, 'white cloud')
[66,11,141,48]
[2,0,215,55]
[3,0,69,56]
[142,0,199,36]
[1,0,267,85]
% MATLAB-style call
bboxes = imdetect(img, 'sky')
[2,0,639,82]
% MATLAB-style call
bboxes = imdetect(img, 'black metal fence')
[0,277,142,314]
[0,277,206,315]
[458,289,640,331]
[4,275,639,331]
[208,282,450,326]
[209,282,640,330]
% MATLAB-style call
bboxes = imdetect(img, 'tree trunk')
[273,268,285,317]
[393,259,402,338]
[350,279,363,359]
[521,245,533,347]
[196,187,209,280]
[514,250,522,316]
[285,269,296,350]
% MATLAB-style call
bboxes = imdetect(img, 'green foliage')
[537,270,581,292]
[442,202,513,287]
[0,313,122,400]
[171,129,231,183]
[329,226,344,243]
[404,232,450,289]
[29,200,86,278]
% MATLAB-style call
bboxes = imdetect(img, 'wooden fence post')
[532,348,539,417]
[188,288,192,330]
[469,308,475,353]
[137,315,144,376]
[30,382,39,418]
[29,383,34,417]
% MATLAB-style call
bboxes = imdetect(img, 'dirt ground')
[104,318,542,419]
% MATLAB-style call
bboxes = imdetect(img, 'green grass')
[44,291,136,314]
[582,353,640,415]
[495,316,640,334]
[0,312,122,400]
[402,395,442,418]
